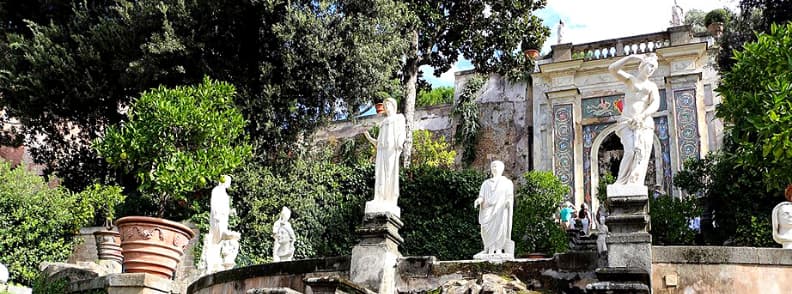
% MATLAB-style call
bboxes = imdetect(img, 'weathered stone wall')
[312,72,531,178]
[652,246,792,294]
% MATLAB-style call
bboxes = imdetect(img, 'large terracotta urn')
[115,216,195,279]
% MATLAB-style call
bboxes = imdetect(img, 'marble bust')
[363,98,406,217]
[772,201,792,249]
[607,54,660,186]
[272,206,296,261]
[199,175,242,275]
[473,161,515,260]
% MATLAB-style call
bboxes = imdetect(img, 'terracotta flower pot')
[524,49,540,59]
[375,103,385,114]
[93,229,122,264]
[526,252,548,259]
[785,184,792,202]
[116,216,195,279]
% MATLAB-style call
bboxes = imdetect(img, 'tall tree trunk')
[402,30,419,168]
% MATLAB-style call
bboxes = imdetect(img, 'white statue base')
[473,252,514,261]
[606,184,647,197]
[365,200,400,218]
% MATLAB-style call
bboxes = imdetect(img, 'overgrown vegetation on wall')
[453,75,485,165]
[417,86,453,107]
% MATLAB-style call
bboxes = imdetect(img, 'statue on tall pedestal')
[473,161,515,260]
[671,0,684,26]
[364,98,406,217]
[199,175,241,275]
[607,54,660,186]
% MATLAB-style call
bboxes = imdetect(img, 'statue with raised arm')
[200,175,242,275]
[272,206,296,261]
[363,98,406,216]
[473,161,515,260]
[608,54,660,186]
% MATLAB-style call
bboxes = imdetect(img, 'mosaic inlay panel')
[581,90,667,120]
[582,123,611,207]
[553,104,575,200]
[674,89,700,160]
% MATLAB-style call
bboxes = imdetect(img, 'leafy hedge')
[0,162,123,285]
[513,171,569,255]
[649,195,701,245]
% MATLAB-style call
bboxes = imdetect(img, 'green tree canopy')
[0,0,407,190]
[717,23,792,190]
[94,78,252,218]
[399,0,550,166]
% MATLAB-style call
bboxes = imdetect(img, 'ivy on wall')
[453,75,486,165]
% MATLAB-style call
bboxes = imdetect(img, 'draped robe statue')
[200,175,241,275]
[364,98,406,217]
[608,54,660,186]
[474,161,515,260]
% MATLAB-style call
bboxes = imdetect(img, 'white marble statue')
[608,54,660,186]
[0,263,8,284]
[364,98,406,217]
[772,202,792,249]
[671,0,684,26]
[557,20,566,44]
[272,206,296,261]
[473,161,515,260]
[199,175,242,275]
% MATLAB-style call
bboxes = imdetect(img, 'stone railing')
[571,31,671,61]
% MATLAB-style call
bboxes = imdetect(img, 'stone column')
[586,185,651,293]
[350,212,403,293]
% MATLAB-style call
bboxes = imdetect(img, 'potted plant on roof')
[94,77,252,279]
[704,8,729,38]
[522,31,548,60]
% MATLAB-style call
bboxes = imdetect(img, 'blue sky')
[423,0,737,88]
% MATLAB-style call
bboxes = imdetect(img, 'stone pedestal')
[350,212,403,294]
[587,184,652,293]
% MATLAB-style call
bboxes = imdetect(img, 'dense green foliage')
[417,87,454,107]
[454,75,486,165]
[674,153,776,246]
[231,149,371,263]
[704,8,730,26]
[513,171,569,255]
[400,166,486,259]
[229,147,487,262]
[0,0,407,190]
[411,130,456,168]
[649,195,701,245]
[0,162,123,285]
[94,78,252,218]
[717,23,792,190]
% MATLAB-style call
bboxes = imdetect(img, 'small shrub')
[417,86,453,107]
[411,130,456,168]
[514,171,569,255]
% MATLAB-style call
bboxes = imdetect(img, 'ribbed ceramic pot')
[115,216,195,279]
[93,229,123,264]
